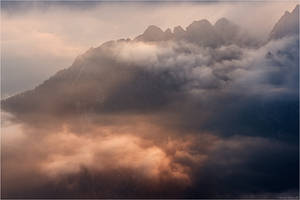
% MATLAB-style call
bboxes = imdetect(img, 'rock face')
[270,5,299,39]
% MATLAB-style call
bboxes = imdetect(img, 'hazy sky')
[1,1,298,97]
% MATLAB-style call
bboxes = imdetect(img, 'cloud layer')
[1,3,299,199]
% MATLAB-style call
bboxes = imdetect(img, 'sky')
[1,1,298,97]
[1,1,299,199]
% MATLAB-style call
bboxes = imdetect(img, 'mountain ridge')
[135,18,248,47]
[2,5,299,118]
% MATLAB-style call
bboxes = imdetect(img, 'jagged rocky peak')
[165,28,172,34]
[185,19,220,47]
[144,25,164,35]
[173,25,186,39]
[214,17,238,30]
[214,17,231,27]
[134,17,258,47]
[164,28,173,38]
[214,17,240,42]
[186,19,213,32]
[135,25,172,41]
[270,4,299,40]
[173,26,185,34]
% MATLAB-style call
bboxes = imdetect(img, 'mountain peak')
[214,17,231,27]
[214,17,240,44]
[173,26,185,39]
[185,19,219,47]
[164,28,173,39]
[135,25,167,41]
[214,17,238,32]
[165,28,172,33]
[173,26,185,33]
[269,4,299,40]
[187,19,213,30]
[144,25,164,35]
